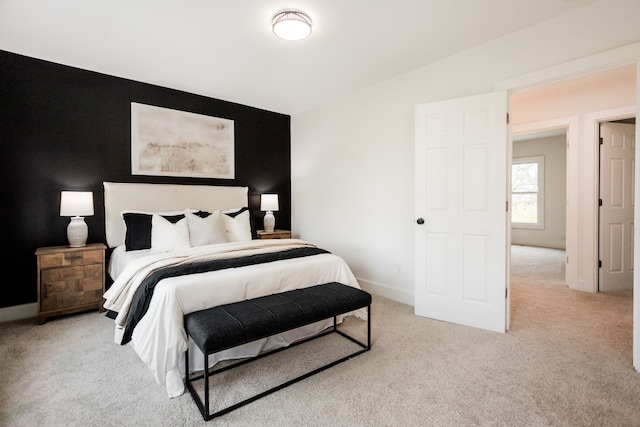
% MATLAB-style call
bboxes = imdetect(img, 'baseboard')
[0,303,37,323]
[356,278,414,307]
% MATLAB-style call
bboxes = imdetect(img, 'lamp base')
[264,211,275,233]
[67,216,88,247]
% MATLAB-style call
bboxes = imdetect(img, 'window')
[511,156,544,229]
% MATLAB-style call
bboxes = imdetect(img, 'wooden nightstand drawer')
[257,230,291,239]
[40,265,103,310]
[35,243,106,324]
[38,247,103,268]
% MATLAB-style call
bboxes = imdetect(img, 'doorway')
[491,45,640,371]
[511,128,568,285]
[508,64,636,293]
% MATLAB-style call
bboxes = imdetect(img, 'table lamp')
[260,194,279,233]
[60,191,94,247]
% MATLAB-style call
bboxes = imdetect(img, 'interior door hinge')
[599,137,604,145]
[598,260,602,268]
[506,201,509,212]
[505,288,508,299]
[506,112,510,124]
[599,198,603,207]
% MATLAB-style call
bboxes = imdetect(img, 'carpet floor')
[1,245,638,426]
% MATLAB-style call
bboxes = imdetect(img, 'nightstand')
[35,243,106,324]
[257,230,292,239]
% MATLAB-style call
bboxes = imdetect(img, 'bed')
[101,182,365,398]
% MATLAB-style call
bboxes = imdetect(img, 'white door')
[599,122,636,291]
[414,91,509,333]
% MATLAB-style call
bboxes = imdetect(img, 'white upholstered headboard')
[103,182,248,248]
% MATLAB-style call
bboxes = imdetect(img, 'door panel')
[599,122,635,291]
[415,91,508,333]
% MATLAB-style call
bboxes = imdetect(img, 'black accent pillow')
[193,210,211,218]
[161,214,186,224]
[123,212,185,251]
[123,213,152,251]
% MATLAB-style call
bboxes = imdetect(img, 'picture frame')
[131,102,235,179]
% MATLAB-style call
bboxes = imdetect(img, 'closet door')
[599,122,635,291]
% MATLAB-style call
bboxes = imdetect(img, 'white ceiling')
[0,0,598,115]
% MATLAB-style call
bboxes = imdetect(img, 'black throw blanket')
[121,246,330,345]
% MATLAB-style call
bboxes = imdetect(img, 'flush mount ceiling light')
[272,11,312,41]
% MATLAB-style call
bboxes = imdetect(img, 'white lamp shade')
[60,191,94,217]
[260,194,279,212]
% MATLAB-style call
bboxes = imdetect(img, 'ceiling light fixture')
[272,11,312,41]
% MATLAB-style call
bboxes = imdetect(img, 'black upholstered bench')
[184,282,372,421]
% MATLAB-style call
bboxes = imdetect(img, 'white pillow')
[151,214,191,252]
[186,210,229,246]
[223,209,252,242]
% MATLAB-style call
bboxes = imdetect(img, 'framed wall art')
[131,102,235,179]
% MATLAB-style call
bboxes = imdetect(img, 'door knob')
[416,218,425,225]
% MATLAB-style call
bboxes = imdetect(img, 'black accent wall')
[0,50,291,309]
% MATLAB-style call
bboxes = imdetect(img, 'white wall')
[511,65,636,123]
[511,135,567,250]
[291,0,640,305]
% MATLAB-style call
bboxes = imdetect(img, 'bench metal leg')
[185,305,371,421]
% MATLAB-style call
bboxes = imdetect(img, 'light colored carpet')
[510,244,566,283]
[1,246,638,426]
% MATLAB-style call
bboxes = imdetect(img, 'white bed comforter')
[103,239,364,398]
